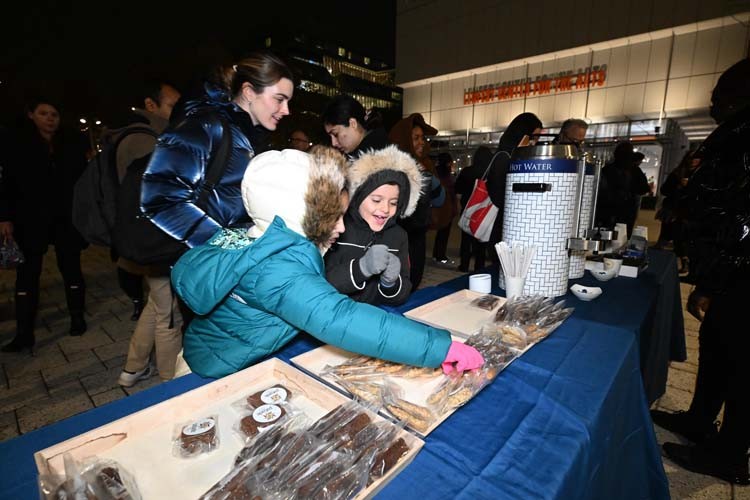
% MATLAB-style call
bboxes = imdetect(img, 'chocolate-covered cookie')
[239,404,286,437]
[246,385,292,408]
[180,417,218,456]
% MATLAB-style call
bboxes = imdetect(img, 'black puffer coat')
[682,106,750,295]
[140,84,268,248]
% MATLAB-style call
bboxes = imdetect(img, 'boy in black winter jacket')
[325,146,423,305]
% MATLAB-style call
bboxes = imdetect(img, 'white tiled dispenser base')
[502,163,581,297]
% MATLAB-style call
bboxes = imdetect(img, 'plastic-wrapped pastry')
[470,294,501,311]
[336,379,383,407]
[39,454,141,500]
[174,415,220,458]
[238,404,287,438]
[369,438,410,483]
[246,384,292,408]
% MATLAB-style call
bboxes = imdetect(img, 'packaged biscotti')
[308,401,373,444]
[331,377,384,408]
[381,384,435,433]
[308,447,375,499]
[492,295,573,341]
[207,400,414,500]
[38,453,142,500]
[172,414,220,458]
[368,436,411,484]
[323,356,440,382]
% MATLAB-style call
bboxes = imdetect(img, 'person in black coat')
[388,113,445,291]
[596,141,650,238]
[323,95,390,160]
[651,58,750,485]
[485,112,543,246]
[455,146,494,271]
[0,98,89,352]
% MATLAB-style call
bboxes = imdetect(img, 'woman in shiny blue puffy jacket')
[140,52,295,249]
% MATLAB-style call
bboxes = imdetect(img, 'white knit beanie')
[242,149,309,239]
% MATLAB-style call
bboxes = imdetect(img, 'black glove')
[358,244,390,278]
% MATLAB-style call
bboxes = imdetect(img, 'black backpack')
[72,126,157,246]
[112,119,232,266]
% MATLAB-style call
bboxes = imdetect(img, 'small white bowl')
[570,284,602,301]
[590,268,617,282]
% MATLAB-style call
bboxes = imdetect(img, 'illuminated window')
[338,47,346,56]
[265,37,272,48]
[364,57,370,65]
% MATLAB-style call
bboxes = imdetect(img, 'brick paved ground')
[0,212,747,499]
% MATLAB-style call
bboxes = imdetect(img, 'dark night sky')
[1,1,396,127]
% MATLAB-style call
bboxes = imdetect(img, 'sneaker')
[118,364,155,387]
[433,258,456,268]
[663,441,749,485]
[650,410,717,443]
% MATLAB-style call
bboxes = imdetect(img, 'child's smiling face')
[359,183,399,232]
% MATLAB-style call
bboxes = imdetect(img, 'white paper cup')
[505,276,526,299]
[603,255,623,277]
[469,273,492,294]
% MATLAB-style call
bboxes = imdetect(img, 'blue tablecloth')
[427,249,685,404]
[0,264,673,499]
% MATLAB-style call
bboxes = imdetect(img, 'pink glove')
[441,341,485,374]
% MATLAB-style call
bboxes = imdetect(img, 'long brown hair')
[215,51,294,98]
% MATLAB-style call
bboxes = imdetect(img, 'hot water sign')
[509,159,594,174]
[464,64,607,105]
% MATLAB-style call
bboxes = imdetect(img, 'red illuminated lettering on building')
[463,65,607,105]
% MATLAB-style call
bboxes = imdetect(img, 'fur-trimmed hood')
[347,145,423,220]
[242,146,347,249]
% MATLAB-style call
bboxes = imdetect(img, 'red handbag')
[457,152,507,242]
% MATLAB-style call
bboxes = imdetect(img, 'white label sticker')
[252,404,282,424]
[260,387,288,405]
[182,417,215,436]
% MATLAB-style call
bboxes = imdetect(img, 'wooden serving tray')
[34,358,423,500]
[292,346,458,437]
[403,289,505,338]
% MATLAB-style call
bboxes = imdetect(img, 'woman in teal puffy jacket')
[171,146,484,378]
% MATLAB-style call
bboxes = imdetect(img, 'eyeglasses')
[289,138,311,145]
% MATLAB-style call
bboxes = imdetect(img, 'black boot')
[131,299,144,321]
[2,293,36,353]
[1,336,35,353]
[650,410,718,443]
[69,314,87,336]
[66,285,87,336]
[663,438,750,485]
